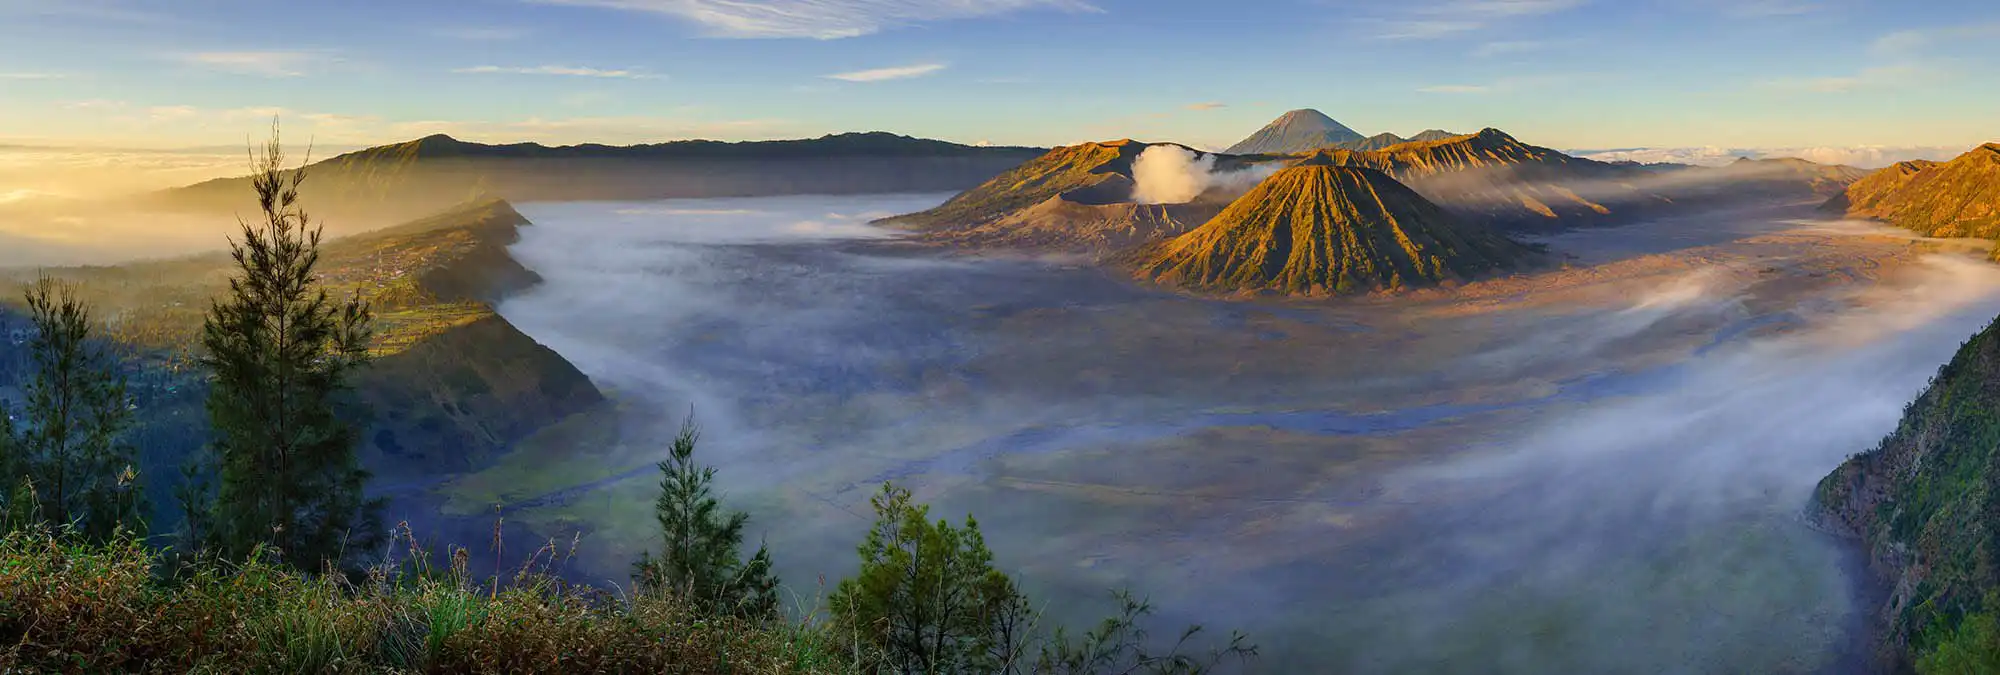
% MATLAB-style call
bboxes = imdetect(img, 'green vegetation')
[189,124,381,570]
[0,275,143,541]
[0,123,1254,673]
[826,483,1253,674]
[0,528,842,674]
[635,416,781,620]
[1140,161,1537,295]
[1816,314,2000,667]
[1919,609,2000,674]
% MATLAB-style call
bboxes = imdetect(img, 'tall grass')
[0,526,843,674]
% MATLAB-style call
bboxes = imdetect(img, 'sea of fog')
[497,194,2000,673]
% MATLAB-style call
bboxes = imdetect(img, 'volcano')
[1224,109,1367,155]
[1138,156,1539,295]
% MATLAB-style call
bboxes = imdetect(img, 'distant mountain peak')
[1224,108,1366,155]
[1275,108,1339,126]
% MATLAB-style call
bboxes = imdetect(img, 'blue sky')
[0,0,1995,153]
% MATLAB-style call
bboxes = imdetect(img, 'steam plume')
[1130,145,1280,204]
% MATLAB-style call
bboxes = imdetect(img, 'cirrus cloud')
[528,0,1100,39]
[172,51,328,77]
[824,62,946,82]
[453,64,662,79]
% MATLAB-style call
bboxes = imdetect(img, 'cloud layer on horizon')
[1575,144,1982,169]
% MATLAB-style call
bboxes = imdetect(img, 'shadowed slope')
[1824,144,2000,237]
[1139,159,1537,295]
[1303,128,1660,230]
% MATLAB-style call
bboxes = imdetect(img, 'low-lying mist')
[491,196,2000,672]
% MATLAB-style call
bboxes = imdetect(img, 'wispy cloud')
[433,26,532,40]
[172,51,326,77]
[1472,40,1549,57]
[1372,0,1587,40]
[1373,19,1480,39]
[1871,22,2000,58]
[1417,84,1492,94]
[1711,0,1821,17]
[0,0,174,24]
[528,0,1100,39]
[453,64,661,79]
[1184,102,1227,111]
[1417,74,1585,94]
[147,106,199,121]
[825,62,946,82]
[1763,65,1927,93]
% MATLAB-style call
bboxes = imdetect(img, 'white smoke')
[1129,145,1282,205]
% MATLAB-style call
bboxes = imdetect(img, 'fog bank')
[491,196,2000,672]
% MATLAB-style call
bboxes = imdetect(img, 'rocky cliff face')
[1814,315,2000,666]
[1824,144,2000,238]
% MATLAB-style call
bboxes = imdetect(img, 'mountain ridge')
[150,132,1046,225]
[1822,143,2000,237]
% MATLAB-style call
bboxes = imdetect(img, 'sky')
[0,0,1995,168]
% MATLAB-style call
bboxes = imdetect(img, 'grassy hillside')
[1138,160,1539,295]
[1825,144,2000,238]
[0,199,602,490]
[1815,314,2000,667]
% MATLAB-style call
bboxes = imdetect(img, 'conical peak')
[1276,109,1339,126]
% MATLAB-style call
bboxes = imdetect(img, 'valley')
[398,192,2000,673]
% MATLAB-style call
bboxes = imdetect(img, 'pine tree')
[12,275,142,540]
[198,121,379,570]
[634,415,780,620]
[0,403,23,533]
[830,482,1026,673]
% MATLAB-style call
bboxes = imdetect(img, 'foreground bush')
[0,528,842,674]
